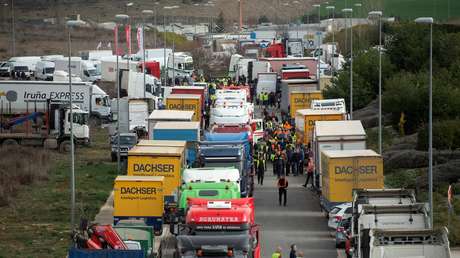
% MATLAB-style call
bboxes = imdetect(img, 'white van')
[35,61,55,80]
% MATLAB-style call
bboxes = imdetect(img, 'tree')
[323,48,395,110]
[258,15,270,24]
[215,11,225,33]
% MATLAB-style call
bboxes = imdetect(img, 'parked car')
[327,202,352,229]
[335,217,351,248]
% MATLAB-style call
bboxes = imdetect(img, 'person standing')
[277,175,288,206]
[256,153,265,185]
[285,146,292,176]
[303,157,314,188]
[291,148,299,176]
[297,146,305,175]
[272,246,282,258]
[289,244,297,258]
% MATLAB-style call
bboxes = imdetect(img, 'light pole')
[142,10,154,98]
[354,3,362,50]
[66,19,85,231]
[326,5,335,74]
[313,4,321,90]
[10,0,14,56]
[368,11,383,154]
[415,16,434,228]
[115,14,129,174]
[343,8,353,118]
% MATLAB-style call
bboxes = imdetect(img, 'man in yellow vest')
[272,246,282,258]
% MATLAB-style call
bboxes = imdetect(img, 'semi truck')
[352,203,431,258]
[286,90,323,118]
[178,182,241,212]
[176,198,261,258]
[295,109,346,145]
[0,81,92,149]
[165,94,202,122]
[0,81,111,119]
[256,72,277,96]
[54,57,100,82]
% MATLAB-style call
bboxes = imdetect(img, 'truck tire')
[59,140,71,153]
[2,139,18,146]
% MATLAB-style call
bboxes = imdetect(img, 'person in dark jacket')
[289,244,297,258]
[277,175,288,206]
[256,153,266,185]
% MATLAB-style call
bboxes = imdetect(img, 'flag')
[113,25,118,55]
[137,26,144,54]
[125,25,132,56]
[96,41,102,50]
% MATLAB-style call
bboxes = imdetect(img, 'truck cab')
[110,133,138,161]
[182,167,240,191]
[176,198,261,258]
[167,52,194,79]
[178,182,240,212]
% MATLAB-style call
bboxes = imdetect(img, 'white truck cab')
[182,167,240,191]
[210,105,250,126]
[35,60,55,80]
[167,52,194,79]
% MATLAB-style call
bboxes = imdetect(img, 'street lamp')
[312,4,320,24]
[415,16,434,228]
[142,10,154,98]
[326,5,335,74]
[368,11,383,155]
[66,19,85,231]
[10,0,14,56]
[354,3,362,50]
[342,8,353,118]
[115,14,129,174]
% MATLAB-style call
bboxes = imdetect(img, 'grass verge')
[0,125,116,258]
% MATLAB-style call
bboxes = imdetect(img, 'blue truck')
[151,121,200,166]
[199,132,254,197]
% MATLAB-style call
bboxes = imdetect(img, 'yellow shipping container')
[295,109,346,144]
[127,145,185,200]
[166,94,201,122]
[321,150,384,203]
[289,91,323,118]
[113,176,164,230]
[137,139,187,149]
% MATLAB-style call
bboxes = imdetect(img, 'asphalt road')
[254,171,339,258]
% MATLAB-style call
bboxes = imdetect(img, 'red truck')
[175,198,260,258]
[139,61,161,79]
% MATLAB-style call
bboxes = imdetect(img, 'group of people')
[272,244,305,258]
[256,91,280,108]
[253,108,315,207]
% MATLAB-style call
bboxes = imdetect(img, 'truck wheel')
[59,140,72,153]
[2,139,18,147]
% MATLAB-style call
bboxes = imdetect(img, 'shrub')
[417,120,460,150]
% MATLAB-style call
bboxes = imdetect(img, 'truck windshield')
[44,67,55,74]
[87,69,98,76]
[205,162,242,172]
[117,136,138,145]
[14,66,29,72]
[73,113,89,125]
[184,62,194,71]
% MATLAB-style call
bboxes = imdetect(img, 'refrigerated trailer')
[0,81,111,119]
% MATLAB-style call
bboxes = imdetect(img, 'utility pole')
[11,0,15,56]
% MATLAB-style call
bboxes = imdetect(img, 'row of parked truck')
[279,75,451,257]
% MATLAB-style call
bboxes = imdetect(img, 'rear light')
[196,249,203,256]
[227,249,234,256]
[334,215,343,223]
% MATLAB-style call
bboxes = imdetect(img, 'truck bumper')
[76,138,90,146]
[114,216,163,235]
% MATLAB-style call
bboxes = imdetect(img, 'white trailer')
[100,56,139,82]
[256,72,277,96]
[0,81,110,119]
[120,70,160,100]
[251,61,271,81]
